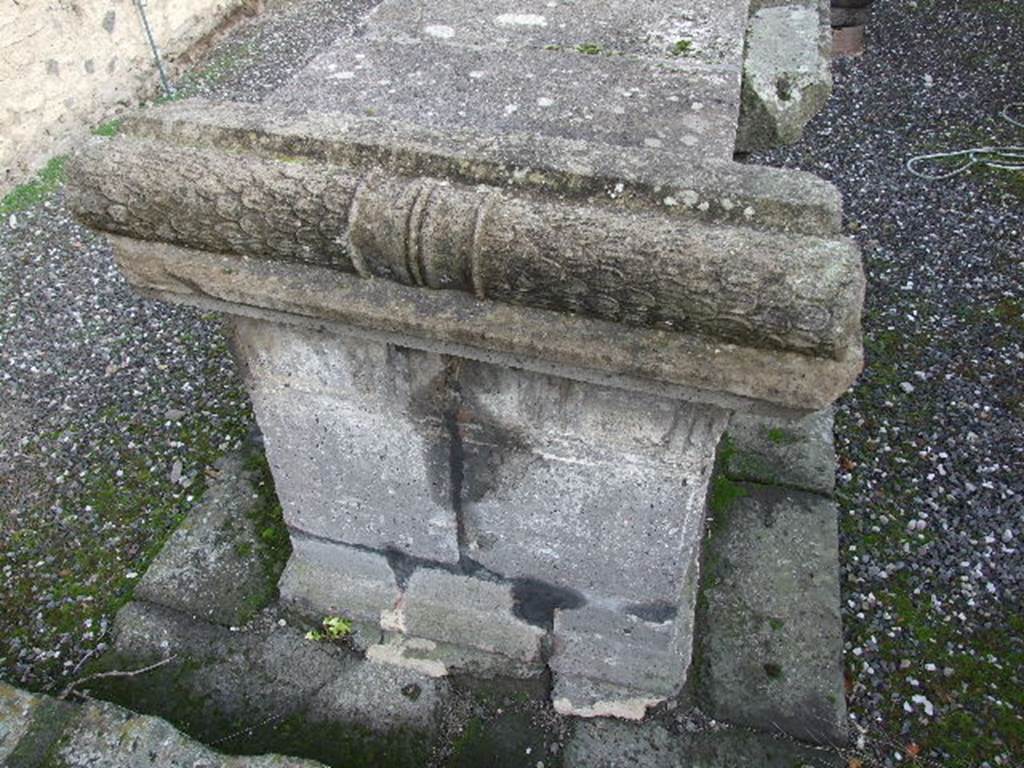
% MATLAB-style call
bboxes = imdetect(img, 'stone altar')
[66,0,861,742]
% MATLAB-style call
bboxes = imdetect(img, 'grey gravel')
[0,0,376,692]
[751,1,1023,765]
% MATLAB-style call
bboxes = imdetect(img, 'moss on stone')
[671,39,694,56]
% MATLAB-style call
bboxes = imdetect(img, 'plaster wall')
[0,0,252,193]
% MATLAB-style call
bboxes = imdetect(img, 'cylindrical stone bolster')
[474,196,863,359]
[346,174,863,358]
[69,137,863,358]
[66,137,360,271]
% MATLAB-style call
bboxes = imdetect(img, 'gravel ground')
[1,0,1021,766]
[0,0,377,693]
[752,1,1023,765]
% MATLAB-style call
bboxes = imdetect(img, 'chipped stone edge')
[552,695,664,721]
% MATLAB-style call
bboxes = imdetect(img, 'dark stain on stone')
[383,547,419,590]
[457,553,505,582]
[763,662,783,679]
[511,578,585,629]
[46,59,60,76]
[400,682,422,701]
[102,10,116,33]
[456,404,533,507]
[407,354,536,565]
[406,350,460,514]
[625,601,678,623]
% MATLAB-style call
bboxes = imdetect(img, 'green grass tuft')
[0,156,68,215]
[92,119,123,137]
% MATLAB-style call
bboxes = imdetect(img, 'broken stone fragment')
[736,4,833,152]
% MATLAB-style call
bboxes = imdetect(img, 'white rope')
[906,103,1024,180]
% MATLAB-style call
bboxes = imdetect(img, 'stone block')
[736,3,832,152]
[549,603,693,719]
[109,601,349,742]
[279,535,399,644]
[564,717,844,768]
[725,407,836,495]
[0,682,43,763]
[135,452,282,626]
[391,568,546,665]
[53,698,322,768]
[307,661,448,732]
[232,319,460,563]
[457,360,726,603]
[697,483,848,745]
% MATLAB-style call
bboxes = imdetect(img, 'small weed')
[671,39,694,56]
[305,615,353,642]
[576,42,603,55]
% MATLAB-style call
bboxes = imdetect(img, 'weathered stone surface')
[550,604,693,719]
[371,634,543,679]
[278,535,398,647]
[232,319,461,562]
[0,682,41,763]
[725,407,837,495]
[55,698,323,768]
[366,0,748,67]
[135,452,283,626]
[458,359,724,602]
[307,661,447,732]
[110,600,348,741]
[564,717,844,768]
[70,135,863,359]
[120,99,846,237]
[0,682,324,768]
[109,237,862,414]
[697,483,847,745]
[392,568,546,664]
[272,39,741,160]
[736,3,832,151]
